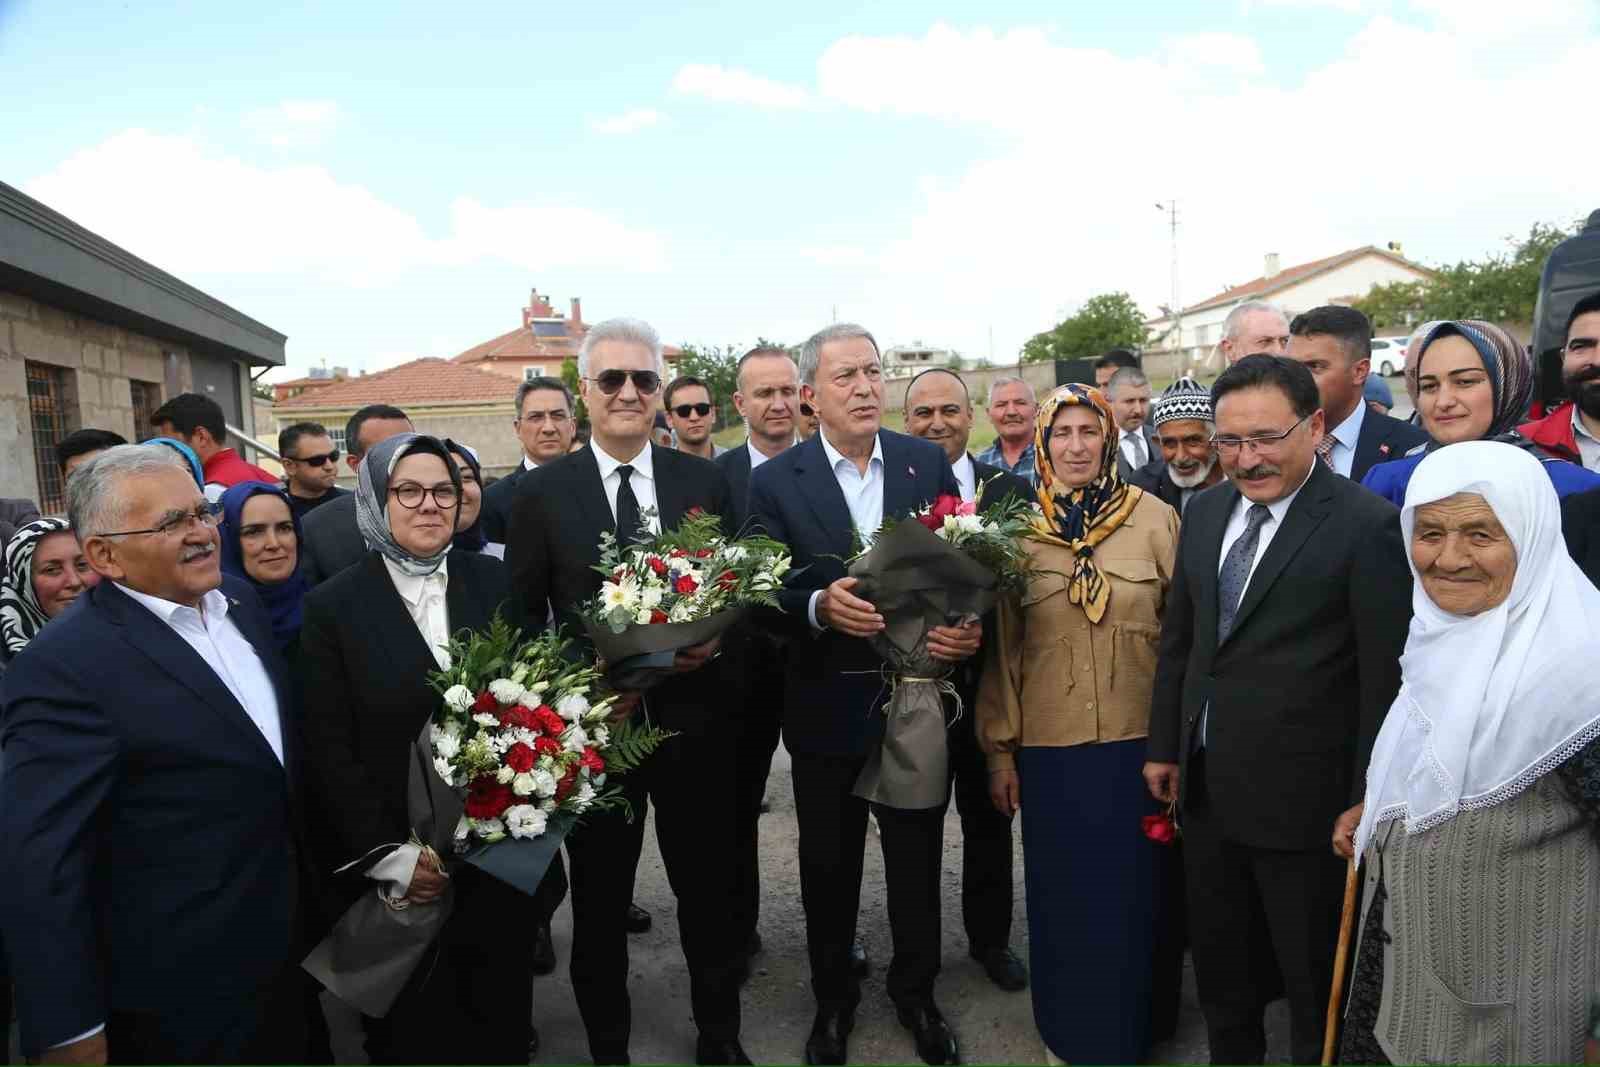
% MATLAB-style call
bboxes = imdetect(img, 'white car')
[1370,335,1409,376]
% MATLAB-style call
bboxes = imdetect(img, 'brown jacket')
[978,491,1178,771]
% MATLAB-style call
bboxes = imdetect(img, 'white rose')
[668,600,695,623]
[433,756,455,783]
[472,712,500,727]
[556,693,590,721]
[454,815,471,842]
[564,724,589,753]
[531,768,558,798]
[639,583,663,609]
[669,556,694,575]
[489,678,524,705]
[505,804,548,840]
[474,816,505,838]
[593,724,611,747]
[722,544,747,563]
[635,608,654,625]
[442,685,473,713]
[433,731,461,760]
[512,771,537,796]
[496,765,516,784]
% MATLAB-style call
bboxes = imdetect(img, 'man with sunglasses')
[277,422,350,520]
[664,375,728,460]
[506,317,748,1067]
[1144,355,1412,1065]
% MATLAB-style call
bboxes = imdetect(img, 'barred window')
[27,362,78,514]
[129,379,162,441]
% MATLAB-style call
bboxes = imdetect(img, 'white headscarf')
[1355,441,1600,857]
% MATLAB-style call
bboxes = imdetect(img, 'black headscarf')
[443,440,485,553]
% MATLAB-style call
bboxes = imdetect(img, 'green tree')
[1021,291,1149,363]
[559,356,587,428]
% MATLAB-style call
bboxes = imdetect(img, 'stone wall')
[276,404,525,487]
[880,361,1058,410]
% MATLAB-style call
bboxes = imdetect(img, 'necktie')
[1315,434,1336,471]
[1126,432,1147,469]
[1217,503,1271,643]
[614,464,642,546]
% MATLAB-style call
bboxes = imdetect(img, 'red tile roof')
[452,323,684,366]
[1177,246,1434,316]
[274,357,516,410]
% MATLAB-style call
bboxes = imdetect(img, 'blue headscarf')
[151,436,205,488]
[218,481,309,650]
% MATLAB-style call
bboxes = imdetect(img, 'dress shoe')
[894,998,960,1065]
[804,1006,854,1065]
[625,902,652,934]
[849,939,870,978]
[695,1035,752,1065]
[531,921,557,976]
[969,945,1028,992]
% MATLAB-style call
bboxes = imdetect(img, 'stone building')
[0,180,284,513]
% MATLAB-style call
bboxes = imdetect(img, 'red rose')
[673,573,699,595]
[649,609,669,624]
[499,704,538,731]
[1142,813,1177,845]
[647,556,668,576]
[694,548,713,559]
[554,765,580,802]
[534,706,566,736]
[686,506,705,516]
[717,569,738,590]
[504,742,536,773]
[930,493,962,520]
[669,548,688,559]
[465,777,515,819]
[534,735,562,757]
[580,747,606,774]
[473,690,500,714]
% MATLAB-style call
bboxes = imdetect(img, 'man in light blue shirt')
[974,376,1038,485]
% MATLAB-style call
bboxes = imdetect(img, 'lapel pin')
[1378,443,1391,457]
[908,465,916,478]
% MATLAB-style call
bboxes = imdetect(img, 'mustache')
[1234,463,1281,480]
[1567,366,1600,386]
[179,543,215,563]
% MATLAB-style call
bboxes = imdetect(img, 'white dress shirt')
[116,584,285,764]
[1324,402,1367,479]
[522,455,539,472]
[808,430,886,629]
[952,452,977,504]
[593,441,661,535]
[1573,406,1600,472]
[1119,428,1150,471]
[747,435,797,471]
[1216,463,1314,585]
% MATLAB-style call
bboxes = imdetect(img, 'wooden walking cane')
[1321,857,1360,1065]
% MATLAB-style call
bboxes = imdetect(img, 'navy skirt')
[1019,738,1168,1064]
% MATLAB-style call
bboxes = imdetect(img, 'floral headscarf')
[1404,319,1534,443]
[356,433,462,577]
[1,518,72,656]
[1030,384,1145,623]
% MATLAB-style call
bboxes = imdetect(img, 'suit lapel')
[880,432,919,519]
[571,446,616,539]
[651,444,687,530]
[793,435,856,556]
[1351,414,1380,482]
[1223,466,1333,646]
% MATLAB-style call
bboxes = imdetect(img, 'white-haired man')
[1218,300,1292,367]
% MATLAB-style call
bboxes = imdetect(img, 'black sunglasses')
[799,403,815,417]
[672,402,713,418]
[585,370,662,396]
[291,450,340,467]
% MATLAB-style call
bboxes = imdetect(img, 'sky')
[2,0,1597,379]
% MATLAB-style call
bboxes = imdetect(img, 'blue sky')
[3,0,1596,377]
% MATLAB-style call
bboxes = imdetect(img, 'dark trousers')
[1183,753,1345,1065]
[945,711,1014,954]
[791,751,945,1009]
[108,967,306,1065]
[565,729,743,1060]
[733,694,783,948]
[531,849,569,926]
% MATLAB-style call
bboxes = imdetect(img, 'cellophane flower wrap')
[848,483,1035,810]
[579,507,793,689]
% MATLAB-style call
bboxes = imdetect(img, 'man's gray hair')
[578,317,663,377]
[986,376,1035,404]
[798,323,879,386]
[1105,366,1149,396]
[67,443,188,542]
[1222,299,1290,339]
[514,375,574,416]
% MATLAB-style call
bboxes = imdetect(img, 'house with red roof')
[451,288,681,382]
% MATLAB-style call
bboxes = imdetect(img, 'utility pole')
[1155,200,1181,365]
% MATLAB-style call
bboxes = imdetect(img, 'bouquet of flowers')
[579,507,793,689]
[304,616,671,1018]
[848,482,1035,810]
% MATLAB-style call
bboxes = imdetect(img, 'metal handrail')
[226,423,282,462]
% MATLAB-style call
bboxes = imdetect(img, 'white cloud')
[672,63,812,109]
[799,245,872,267]
[590,108,664,135]
[242,99,340,148]
[25,128,668,288]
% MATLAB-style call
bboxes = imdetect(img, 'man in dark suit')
[1,444,307,1064]
[480,376,577,555]
[714,345,801,975]
[1143,356,1412,1064]
[506,317,748,1067]
[749,324,980,1066]
[299,404,412,584]
[1286,306,1429,483]
[1564,485,1600,589]
[1106,366,1163,481]
[1130,376,1226,517]
[902,367,1030,994]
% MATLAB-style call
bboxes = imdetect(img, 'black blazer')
[953,457,1033,701]
[0,577,302,1054]
[504,444,736,735]
[1350,408,1430,483]
[298,550,511,878]
[1563,486,1600,589]
[1147,462,1412,851]
[714,441,760,536]
[748,430,960,757]
[481,463,531,545]
[299,491,366,585]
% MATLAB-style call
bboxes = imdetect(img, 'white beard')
[1168,456,1217,489]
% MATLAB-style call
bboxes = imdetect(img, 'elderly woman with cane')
[1329,441,1600,1064]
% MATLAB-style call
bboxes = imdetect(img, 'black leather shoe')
[696,1036,752,1065]
[625,902,652,933]
[894,998,960,1065]
[969,945,1028,992]
[531,921,557,976]
[805,1006,854,1065]
[849,939,870,978]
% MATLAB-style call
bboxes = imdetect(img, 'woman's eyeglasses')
[97,503,222,539]
[389,483,459,509]
[290,450,340,467]
[672,403,713,418]
[585,370,662,396]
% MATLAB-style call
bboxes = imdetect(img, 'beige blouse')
[977,491,1178,771]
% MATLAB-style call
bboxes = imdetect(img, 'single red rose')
[534,735,563,757]
[916,512,942,532]
[669,548,688,559]
[580,747,606,774]
[465,777,515,819]
[499,704,538,731]
[647,556,668,576]
[554,765,581,802]
[534,706,566,736]
[649,608,669,624]
[694,548,713,559]
[1142,813,1177,845]
[673,573,699,595]
[717,569,738,590]
[504,742,536,773]
[473,690,500,714]
[930,493,962,521]
[686,506,704,516]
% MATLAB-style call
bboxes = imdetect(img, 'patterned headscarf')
[1,518,72,656]
[1404,320,1533,441]
[1030,384,1145,623]
[356,432,462,577]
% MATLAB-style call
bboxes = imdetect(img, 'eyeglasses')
[390,483,459,509]
[516,410,571,426]
[97,503,222,539]
[672,403,713,418]
[799,403,815,417]
[585,370,662,396]
[289,450,340,467]
[1210,415,1311,456]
